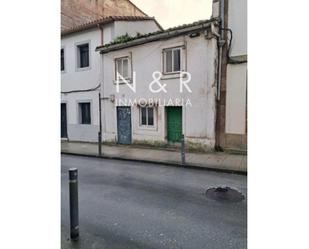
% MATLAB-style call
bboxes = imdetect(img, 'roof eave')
[96,19,219,54]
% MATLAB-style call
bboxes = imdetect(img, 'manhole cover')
[205,187,244,202]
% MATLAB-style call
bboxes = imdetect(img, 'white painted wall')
[225,63,247,134]
[101,34,218,149]
[225,0,247,136]
[228,0,247,57]
[61,20,161,142]
[61,28,101,142]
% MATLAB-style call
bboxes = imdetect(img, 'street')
[61,155,247,249]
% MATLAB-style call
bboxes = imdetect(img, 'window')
[79,102,91,124]
[61,48,64,71]
[115,57,130,79]
[140,107,154,126]
[77,43,89,68]
[163,47,181,73]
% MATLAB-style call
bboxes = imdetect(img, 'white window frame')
[139,106,156,127]
[163,47,182,74]
[115,56,131,80]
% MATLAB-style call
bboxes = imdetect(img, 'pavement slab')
[61,141,247,173]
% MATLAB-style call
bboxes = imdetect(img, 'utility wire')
[61,84,101,94]
[220,27,247,64]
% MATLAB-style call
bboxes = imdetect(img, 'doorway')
[61,103,68,138]
[166,106,182,142]
[117,106,132,144]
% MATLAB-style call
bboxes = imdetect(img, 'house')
[61,16,162,142]
[96,19,220,151]
[212,0,247,152]
[61,0,247,154]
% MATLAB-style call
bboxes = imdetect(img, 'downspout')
[217,0,225,101]
[97,24,104,151]
[215,0,226,150]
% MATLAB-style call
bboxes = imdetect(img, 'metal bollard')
[69,168,79,241]
[98,131,102,156]
[181,134,186,165]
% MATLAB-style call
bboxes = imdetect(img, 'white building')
[61,16,162,142]
[212,0,247,152]
[61,0,247,153]
[96,19,220,151]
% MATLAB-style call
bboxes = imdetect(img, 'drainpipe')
[97,24,104,151]
[217,0,225,101]
[215,0,226,150]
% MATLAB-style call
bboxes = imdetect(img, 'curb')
[61,152,247,176]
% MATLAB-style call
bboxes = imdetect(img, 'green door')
[166,107,182,142]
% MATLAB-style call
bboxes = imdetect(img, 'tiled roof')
[96,18,219,53]
[61,16,162,36]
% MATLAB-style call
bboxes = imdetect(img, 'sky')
[130,0,213,29]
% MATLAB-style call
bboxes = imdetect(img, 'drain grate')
[205,187,244,202]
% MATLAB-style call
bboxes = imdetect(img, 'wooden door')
[166,107,182,142]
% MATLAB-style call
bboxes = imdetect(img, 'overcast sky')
[130,0,212,29]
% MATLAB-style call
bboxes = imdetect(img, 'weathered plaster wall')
[61,0,147,31]
[101,34,218,150]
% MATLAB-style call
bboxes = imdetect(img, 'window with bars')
[163,47,181,73]
[77,43,89,68]
[61,48,65,71]
[140,107,154,126]
[115,57,130,79]
[79,102,91,124]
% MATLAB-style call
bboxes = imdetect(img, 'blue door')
[117,106,132,144]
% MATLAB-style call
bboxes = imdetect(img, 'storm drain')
[205,187,244,202]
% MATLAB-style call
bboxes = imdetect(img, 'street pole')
[69,168,79,241]
[98,92,102,156]
[181,134,186,165]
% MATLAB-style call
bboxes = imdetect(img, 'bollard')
[98,131,102,156]
[69,168,79,241]
[181,134,186,165]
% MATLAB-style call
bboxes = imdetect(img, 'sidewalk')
[61,141,247,173]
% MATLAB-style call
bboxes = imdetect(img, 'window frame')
[78,102,92,125]
[163,46,183,74]
[139,106,155,127]
[115,56,131,81]
[75,41,91,71]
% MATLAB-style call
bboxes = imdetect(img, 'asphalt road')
[61,155,247,249]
